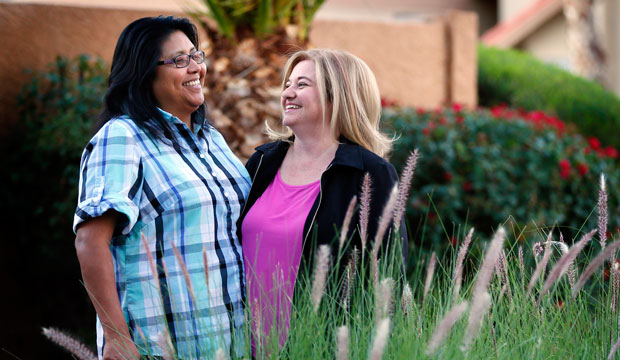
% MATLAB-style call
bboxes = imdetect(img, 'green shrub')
[12,54,107,230]
[0,54,107,358]
[478,45,620,148]
[385,104,620,251]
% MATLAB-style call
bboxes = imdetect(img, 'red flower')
[443,172,453,181]
[490,105,506,118]
[526,110,545,122]
[588,137,601,150]
[604,146,619,159]
[450,237,458,246]
[380,97,397,107]
[456,115,464,124]
[428,212,436,221]
[438,116,447,125]
[559,159,571,179]
[452,103,463,112]
[463,181,473,192]
[555,299,564,309]
[577,163,589,177]
[422,121,436,135]
[416,107,427,115]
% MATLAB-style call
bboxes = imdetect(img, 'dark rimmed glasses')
[157,50,206,68]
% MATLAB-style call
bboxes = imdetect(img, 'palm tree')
[188,0,325,160]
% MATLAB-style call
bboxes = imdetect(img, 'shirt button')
[199,153,205,159]
[224,192,229,198]
[212,172,217,177]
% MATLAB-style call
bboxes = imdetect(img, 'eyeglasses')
[157,50,206,68]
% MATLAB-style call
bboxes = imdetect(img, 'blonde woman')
[237,49,407,347]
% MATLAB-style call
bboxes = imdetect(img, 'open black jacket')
[237,137,408,279]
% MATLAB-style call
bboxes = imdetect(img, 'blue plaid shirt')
[73,109,251,359]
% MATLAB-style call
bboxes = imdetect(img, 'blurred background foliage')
[385,104,619,258]
[478,45,620,148]
[1,55,107,357]
[190,0,325,42]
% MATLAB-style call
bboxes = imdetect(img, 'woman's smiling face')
[281,59,328,132]
[152,30,206,123]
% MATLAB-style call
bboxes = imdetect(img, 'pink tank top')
[241,169,321,347]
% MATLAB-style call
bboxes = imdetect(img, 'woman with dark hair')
[74,16,250,359]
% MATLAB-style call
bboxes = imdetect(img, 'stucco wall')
[518,13,569,69]
[0,3,478,132]
[0,3,187,133]
[310,10,478,109]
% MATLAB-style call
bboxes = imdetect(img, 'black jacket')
[237,137,408,277]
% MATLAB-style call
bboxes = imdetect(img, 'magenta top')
[241,169,321,347]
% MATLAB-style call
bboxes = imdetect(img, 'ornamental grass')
[45,155,620,359]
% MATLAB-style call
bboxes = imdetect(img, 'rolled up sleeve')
[73,120,142,235]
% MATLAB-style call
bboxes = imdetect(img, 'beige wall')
[605,0,620,94]
[310,11,478,110]
[518,13,569,69]
[499,0,535,22]
[0,3,187,133]
[0,3,478,132]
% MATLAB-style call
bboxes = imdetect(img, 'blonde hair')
[266,49,393,157]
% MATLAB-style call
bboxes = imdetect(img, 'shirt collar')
[156,107,210,134]
[331,136,364,170]
[256,135,365,170]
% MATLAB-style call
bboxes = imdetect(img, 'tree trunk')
[197,20,305,161]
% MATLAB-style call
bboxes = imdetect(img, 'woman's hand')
[102,334,141,360]
[75,211,141,359]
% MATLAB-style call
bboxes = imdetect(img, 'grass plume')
[423,252,437,306]
[339,195,358,253]
[312,245,331,312]
[359,173,372,252]
[453,228,474,303]
[368,318,390,360]
[426,301,468,355]
[41,327,96,360]
[336,325,349,360]
[537,229,595,305]
[573,238,620,299]
[527,231,554,295]
[599,173,608,250]
[393,149,419,228]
